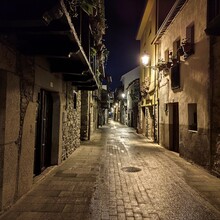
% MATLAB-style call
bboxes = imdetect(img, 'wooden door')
[34,90,53,175]
[172,103,179,152]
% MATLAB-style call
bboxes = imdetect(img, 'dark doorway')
[169,103,179,152]
[34,89,53,175]
[142,107,146,135]
[133,105,138,129]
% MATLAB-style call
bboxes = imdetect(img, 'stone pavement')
[1,121,220,220]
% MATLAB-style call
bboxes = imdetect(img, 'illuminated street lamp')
[121,93,125,99]
[140,52,158,142]
[141,53,150,66]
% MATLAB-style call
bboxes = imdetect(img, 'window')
[164,49,169,63]
[185,23,195,55]
[171,63,180,90]
[188,103,197,131]
[186,24,194,44]
[173,38,181,61]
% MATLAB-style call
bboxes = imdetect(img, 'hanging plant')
[182,41,192,53]
[64,0,79,17]
[140,77,150,97]
[79,0,96,16]
[178,38,194,59]
[177,46,184,56]
[156,59,167,71]
[171,57,178,66]
[90,47,97,57]
[166,62,172,68]
[156,59,172,71]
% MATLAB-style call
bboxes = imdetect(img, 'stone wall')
[0,71,6,210]
[62,83,81,161]
[81,91,90,140]
[80,90,99,140]
[211,36,220,175]
[90,96,98,134]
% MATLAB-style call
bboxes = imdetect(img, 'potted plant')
[171,56,178,66]
[166,61,172,68]
[140,77,150,97]
[177,46,184,56]
[182,39,193,53]
[156,59,167,71]
[179,38,194,59]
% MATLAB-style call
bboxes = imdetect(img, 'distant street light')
[121,93,125,99]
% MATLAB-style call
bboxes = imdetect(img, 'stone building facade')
[137,0,220,175]
[0,0,107,213]
[158,0,210,166]
[0,40,82,211]
[136,0,162,142]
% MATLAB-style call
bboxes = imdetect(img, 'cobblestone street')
[1,120,220,220]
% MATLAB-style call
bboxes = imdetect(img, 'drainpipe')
[153,69,156,142]
[154,43,158,143]
[88,92,91,140]
[158,98,160,144]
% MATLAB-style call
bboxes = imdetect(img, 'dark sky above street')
[105,0,146,90]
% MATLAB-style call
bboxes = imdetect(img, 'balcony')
[0,0,105,90]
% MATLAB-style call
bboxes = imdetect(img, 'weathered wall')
[0,73,19,210]
[159,0,210,167]
[35,57,63,92]
[62,83,81,161]
[1,73,20,210]
[16,55,36,198]
[81,91,90,140]
[139,1,158,138]
[51,92,62,165]
[211,36,220,175]
[80,90,98,140]
[18,102,37,198]
[90,95,98,135]
[0,40,20,211]
[0,72,7,210]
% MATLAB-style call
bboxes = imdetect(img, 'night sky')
[105,0,146,90]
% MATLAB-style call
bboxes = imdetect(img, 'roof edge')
[136,0,154,40]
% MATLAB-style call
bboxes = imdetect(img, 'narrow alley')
[1,121,220,220]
